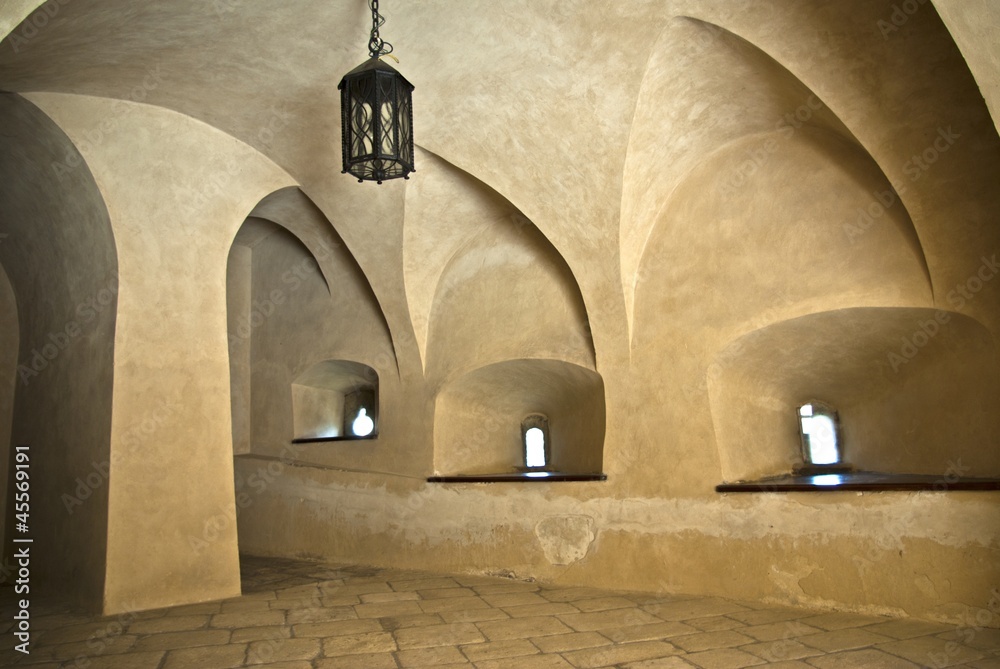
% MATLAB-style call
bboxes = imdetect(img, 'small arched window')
[521,414,550,470]
[797,402,841,467]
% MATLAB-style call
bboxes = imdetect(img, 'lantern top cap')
[337,56,414,90]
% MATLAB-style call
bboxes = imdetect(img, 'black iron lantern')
[338,0,414,184]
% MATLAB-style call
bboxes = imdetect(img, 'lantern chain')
[368,0,394,59]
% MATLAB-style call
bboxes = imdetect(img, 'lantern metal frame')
[338,0,414,184]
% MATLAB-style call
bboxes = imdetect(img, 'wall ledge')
[716,470,1000,492]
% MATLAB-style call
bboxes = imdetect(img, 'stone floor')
[1,555,998,668]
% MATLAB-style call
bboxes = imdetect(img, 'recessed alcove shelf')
[428,471,607,483]
[716,471,1000,493]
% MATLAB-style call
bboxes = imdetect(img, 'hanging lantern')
[338,0,414,184]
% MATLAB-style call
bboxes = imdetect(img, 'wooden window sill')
[291,434,378,444]
[428,471,607,483]
[716,470,1000,492]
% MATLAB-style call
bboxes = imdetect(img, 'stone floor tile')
[683,647,767,668]
[688,616,748,632]
[315,651,399,668]
[461,638,540,662]
[645,599,751,622]
[418,596,492,614]
[863,618,956,639]
[360,590,422,603]
[806,647,922,668]
[798,627,894,652]
[322,582,393,597]
[76,651,167,669]
[390,577,462,592]
[438,607,511,623]
[739,639,823,662]
[354,600,425,618]
[286,605,356,624]
[474,582,543,596]
[379,613,447,630]
[395,644,468,667]
[740,621,824,642]
[968,658,1000,668]
[321,631,397,655]
[394,622,485,648]
[161,643,247,669]
[479,615,575,640]
[126,614,210,634]
[219,598,273,613]
[531,631,613,653]
[602,620,701,644]
[46,635,138,662]
[726,608,812,626]
[292,618,382,638]
[504,602,583,618]
[561,639,682,668]
[673,630,757,652]
[246,637,321,663]
[475,654,574,668]
[800,611,888,631]
[33,621,124,646]
[230,624,291,642]
[537,586,608,603]
[876,636,986,666]
[573,596,639,612]
[622,657,700,668]
[483,592,551,608]
[133,629,231,651]
[209,610,285,628]
[419,587,478,599]
[258,662,316,669]
[159,601,222,616]
[938,627,1000,652]
[558,608,663,632]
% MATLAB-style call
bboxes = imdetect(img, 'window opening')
[521,414,551,470]
[798,402,841,466]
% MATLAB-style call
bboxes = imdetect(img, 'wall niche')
[291,360,379,442]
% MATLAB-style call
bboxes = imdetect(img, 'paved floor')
[1,555,998,668]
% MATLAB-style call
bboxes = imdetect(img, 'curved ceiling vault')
[620,15,932,342]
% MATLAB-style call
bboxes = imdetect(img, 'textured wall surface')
[0,0,998,623]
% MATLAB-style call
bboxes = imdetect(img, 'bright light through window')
[798,403,840,466]
[351,407,374,437]
[525,427,546,468]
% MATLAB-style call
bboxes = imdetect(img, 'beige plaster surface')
[21,92,295,613]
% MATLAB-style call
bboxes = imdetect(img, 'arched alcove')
[291,360,379,440]
[423,206,595,387]
[708,307,1000,482]
[433,359,605,476]
[0,93,117,609]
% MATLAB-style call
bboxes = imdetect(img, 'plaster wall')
[0,95,116,609]
[0,265,18,570]
[24,92,296,614]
